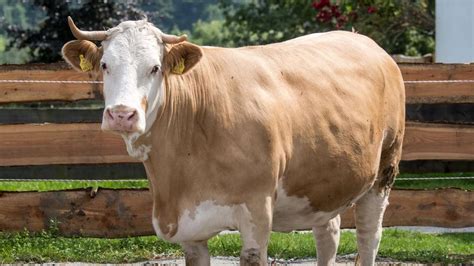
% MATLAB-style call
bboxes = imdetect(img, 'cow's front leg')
[239,196,273,266]
[313,214,341,266]
[182,240,210,266]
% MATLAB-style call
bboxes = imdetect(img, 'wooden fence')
[0,188,472,237]
[0,63,473,236]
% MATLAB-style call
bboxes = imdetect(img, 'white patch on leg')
[355,189,389,265]
[236,202,260,250]
[313,215,341,266]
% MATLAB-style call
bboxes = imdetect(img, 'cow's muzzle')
[102,105,141,133]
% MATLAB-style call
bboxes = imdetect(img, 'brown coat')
[139,31,405,240]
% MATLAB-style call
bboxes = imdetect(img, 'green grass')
[0,180,149,192]
[0,229,472,264]
[395,172,474,190]
[0,172,472,192]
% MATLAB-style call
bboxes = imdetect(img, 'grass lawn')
[0,229,472,264]
[396,172,474,190]
[0,180,149,192]
[0,172,473,192]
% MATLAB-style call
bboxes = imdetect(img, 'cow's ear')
[165,42,202,75]
[62,40,103,73]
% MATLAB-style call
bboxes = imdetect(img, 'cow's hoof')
[240,248,262,266]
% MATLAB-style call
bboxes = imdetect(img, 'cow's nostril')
[128,111,137,120]
[106,109,114,120]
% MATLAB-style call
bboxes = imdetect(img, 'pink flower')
[349,11,358,21]
[368,6,377,14]
[337,15,348,23]
[316,9,332,22]
[312,0,330,10]
[331,5,341,17]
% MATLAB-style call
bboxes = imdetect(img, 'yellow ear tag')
[172,58,185,74]
[79,54,93,72]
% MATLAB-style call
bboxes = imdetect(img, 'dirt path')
[146,256,431,265]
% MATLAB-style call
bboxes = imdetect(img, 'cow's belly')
[272,180,364,232]
[152,183,368,242]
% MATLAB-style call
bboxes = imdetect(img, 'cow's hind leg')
[182,240,210,266]
[313,214,341,266]
[354,188,389,266]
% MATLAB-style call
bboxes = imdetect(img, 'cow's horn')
[68,16,107,41]
[161,33,187,44]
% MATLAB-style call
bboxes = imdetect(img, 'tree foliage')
[0,0,36,63]
[190,19,233,47]
[220,0,435,55]
[2,0,219,63]
[1,0,435,64]
[5,1,147,63]
[220,0,321,46]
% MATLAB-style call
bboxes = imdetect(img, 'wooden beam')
[340,188,474,228]
[0,122,472,166]
[399,63,474,81]
[0,188,471,237]
[0,189,154,237]
[0,123,137,166]
[0,66,101,103]
[402,122,474,161]
[399,64,474,103]
[0,63,473,103]
[405,82,474,104]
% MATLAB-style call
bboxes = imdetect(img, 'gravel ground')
[391,226,474,233]
[145,255,430,265]
[21,256,432,266]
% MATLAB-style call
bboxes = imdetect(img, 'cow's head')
[62,17,202,137]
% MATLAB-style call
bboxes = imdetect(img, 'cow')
[62,17,405,266]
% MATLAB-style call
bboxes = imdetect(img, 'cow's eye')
[151,65,160,74]
[101,62,107,70]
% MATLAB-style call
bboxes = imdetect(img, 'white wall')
[436,0,474,63]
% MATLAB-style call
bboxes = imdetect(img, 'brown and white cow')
[62,17,405,266]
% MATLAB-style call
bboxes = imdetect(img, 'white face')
[100,22,165,136]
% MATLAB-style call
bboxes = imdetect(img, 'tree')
[220,0,321,47]
[6,1,146,63]
[3,0,220,63]
[0,0,35,64]
[312,0,435,55]
[190,19,233,47]
[220,0,435,56]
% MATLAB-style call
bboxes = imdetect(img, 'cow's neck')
[127,49,230,163]
[155,52,230,149]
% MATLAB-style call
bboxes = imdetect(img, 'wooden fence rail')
[0,122,472,166]
[0,188,471,237]
[0,63,473,104]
